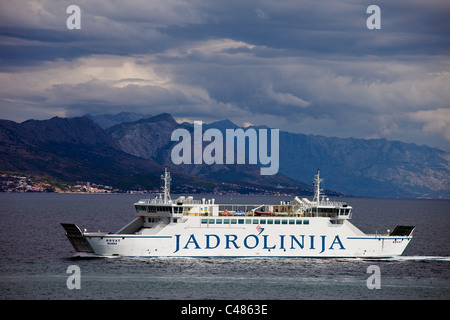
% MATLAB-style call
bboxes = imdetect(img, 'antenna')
[161,167,171,203]
[313,169,323,203]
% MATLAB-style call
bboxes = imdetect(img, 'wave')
[385,256,450,262]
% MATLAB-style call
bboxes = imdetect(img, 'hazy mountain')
[2,113,448,197]
[107,113,179,161]
[107,113,310,192]
[277,132,449,198]
[85,112,152,129]
[104,113,449,198]
[0,115,308,194]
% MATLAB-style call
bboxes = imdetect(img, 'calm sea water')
[0,193,449,300]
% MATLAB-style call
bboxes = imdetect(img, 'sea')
[0,193,449,302]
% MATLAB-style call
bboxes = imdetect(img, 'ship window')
[275,220,280,224]
[253,219,259,224]
[282,219,288,225]
[260,219,266,224]
[208,219,215,224]
[304,220,309,225]
[245,219,252,224]
[267,219,273,224]
[215,219,222,224]
[238,219,244,224]
[223,219,230,224]
[201,219,207,224]
[289,220,295,225]
[230,219,237,224]
[296,220,302,225]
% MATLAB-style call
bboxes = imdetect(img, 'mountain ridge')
[1,112,448,198]
[0,115,309,194]
[0,116,165,185]
[104,113,449,198]
[107,114,309,191]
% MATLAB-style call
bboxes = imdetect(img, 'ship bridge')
[291,170,353,221]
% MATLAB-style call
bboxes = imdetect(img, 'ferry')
[61,169,415,258]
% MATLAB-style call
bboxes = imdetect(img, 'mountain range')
[0,115,309,194]
[1,112,449,198]
[0,116,160,188]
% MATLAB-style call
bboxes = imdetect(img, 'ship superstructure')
[62,169,414,257]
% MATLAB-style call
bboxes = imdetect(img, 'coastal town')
[0,172,300,196]
[0,173,119,193]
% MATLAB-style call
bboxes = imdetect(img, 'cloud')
[266,84,311,108]
[0,0,449,151]
[0,51,250,122]
[163,38,256,58]
[408,108,450,141]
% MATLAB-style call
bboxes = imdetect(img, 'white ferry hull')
[62,169,414,259]
[79,218,412,258]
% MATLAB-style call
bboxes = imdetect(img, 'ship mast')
[161,167,171,203]
[313,169,323,204]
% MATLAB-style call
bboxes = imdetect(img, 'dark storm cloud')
[0,0,449,150]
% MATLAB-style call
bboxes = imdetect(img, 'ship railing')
[180,211,350,219]
[137,199,171,205]
[137,198,203,205]
[317,200,348,207]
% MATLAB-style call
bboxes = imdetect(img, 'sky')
[0,0,449,151]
